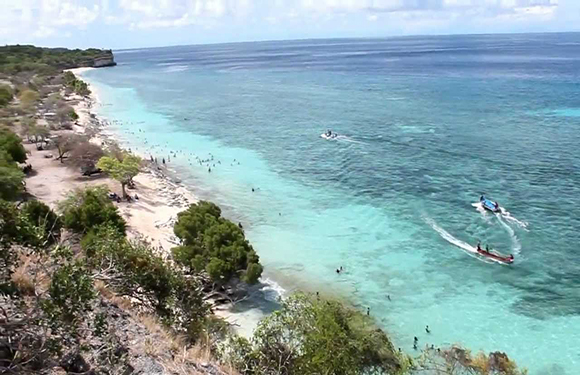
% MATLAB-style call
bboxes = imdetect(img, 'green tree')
[172,201,262,284]
[0,155,25,200]
[63,71,76,86]
[0,85,13,107]
[0,127,27,163]
[18,89,39,110]
[58,186,126,234]
[96,154,141,198]
[221,293,402,375]
[20,200,62,245]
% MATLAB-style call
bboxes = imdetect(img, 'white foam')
[496,214,522,255]
[259,277,286,302]
[500,208,529,231]
[163,65,189,73]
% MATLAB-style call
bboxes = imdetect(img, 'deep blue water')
[83,33,580,374]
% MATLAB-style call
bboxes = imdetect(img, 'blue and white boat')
[480,195,500,213]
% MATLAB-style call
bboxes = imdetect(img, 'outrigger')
[476,244,514,265]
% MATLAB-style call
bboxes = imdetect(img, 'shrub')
[0,127,27,163]
[172,201,262,284]
[0,200,22,291]
[59,186,126,234]
[20,200,61,244]
[220,293,401,375]
[0,85,13,106]
[82,225,209,340]
[18,89,39,109]
[42,259,95,326]
[0,154,25,200]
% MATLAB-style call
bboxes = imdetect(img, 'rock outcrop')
[93,55,116,68]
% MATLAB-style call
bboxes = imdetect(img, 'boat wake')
[499,208,529,231]
[495,215,522,255]
[423,217,493,264]
[472,202,529,231]
[320,133,367,144]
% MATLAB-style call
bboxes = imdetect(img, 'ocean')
[81,33,580,374]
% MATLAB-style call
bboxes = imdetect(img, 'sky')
[0,0,577,49]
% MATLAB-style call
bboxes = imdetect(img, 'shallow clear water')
[83,33,580,374]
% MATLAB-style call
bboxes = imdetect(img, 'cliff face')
[92,54,117,68]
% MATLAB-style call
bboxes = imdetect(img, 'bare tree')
[55,105,77,130]
[68,141,104,174]
[54,134,84,163]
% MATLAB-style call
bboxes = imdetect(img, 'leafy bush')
[19,89,40,109]
[20,200,62,244]
[0,154,25,200]
[42,259,95,326]
[172,201,262,284]
[59,186,126,234]
[220,293,401,375]
[0,127,27,163]
[0,85,13,106]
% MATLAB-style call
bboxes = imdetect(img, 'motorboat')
[480,195,500,213]
[321,130,338,140]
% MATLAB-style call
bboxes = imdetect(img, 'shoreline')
[61,67,282,335]
[65,67,402,340]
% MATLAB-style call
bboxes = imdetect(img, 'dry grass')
[95,282,236,374]
[143,337,162,357]
[11,253,50,296]
[94,280,133,310]
[11,264,35,295]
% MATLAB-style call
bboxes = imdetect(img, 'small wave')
[163,65,189,73]
[259,277,286,302]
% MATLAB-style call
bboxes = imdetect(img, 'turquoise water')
[83,34,580,374]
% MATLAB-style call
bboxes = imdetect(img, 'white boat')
[320,131,338,140]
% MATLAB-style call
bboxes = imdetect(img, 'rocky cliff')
[92,54,116,68]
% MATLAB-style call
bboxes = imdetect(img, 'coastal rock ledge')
[93,54,116,68]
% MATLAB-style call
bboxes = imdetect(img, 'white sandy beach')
[27,68,198,253]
